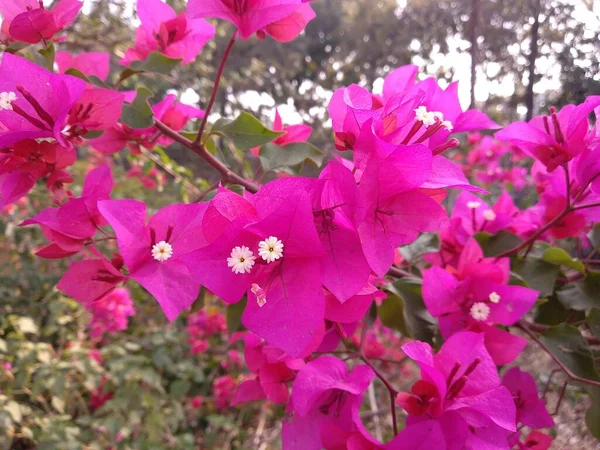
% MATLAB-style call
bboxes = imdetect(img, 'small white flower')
[251,283,267,308]
[0,91,17,111]
[482,209,497,221]
[488,292,501,304]
[467,201,482,209]
[227,246,256,274]
[152,241,173,262]
[414,106,437,127]
[470,302,491,321]
[258,236,284,263]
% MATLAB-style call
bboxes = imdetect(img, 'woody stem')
[517,321,600,388]
[154,118,259,193]
[194,32,237,145]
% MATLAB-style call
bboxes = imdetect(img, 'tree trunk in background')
[526,0,541,120]
[469,0,479,109]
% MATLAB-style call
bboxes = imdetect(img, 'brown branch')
[522,320,600,346]
[195,32,237,145]
[517,321,600,388]
[387,267,419,279]
[154,118,259,193]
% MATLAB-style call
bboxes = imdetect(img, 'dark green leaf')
[379,293,408,336]
[512,257,560,297]
[535,296,572,326]
[379,279,435,342]
[585,386,600,439]
[589,223,600,249]
[557,272,600,311]
[588,309,600,338]
[65,68,90,82]
[474,231,522,257]
[542,247,585,273]
[128,52,182,74]
[540,323,600,381]
[169,380,191,400]
[121,87,154,129]
[259,142,324,172]
[83,130,104,139]
[226,298,247,333]
[212,112,283,151]
[366,301,378,328]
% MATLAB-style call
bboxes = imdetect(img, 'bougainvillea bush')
[1,0,600,449]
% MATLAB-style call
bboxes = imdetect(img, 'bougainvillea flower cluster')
[4,0,600,447]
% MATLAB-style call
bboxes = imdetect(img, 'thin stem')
[572,201,600,211]
[521,320,600,346]
[154,118,259,193]
[517,321,600,388]
[552,381,568,416]
[194,32,237,145]
[387,267,419,279]
[193,181,220,203]
[139,147,202,197]
[573,171,600,204]
[359,355,399,436]
[389,388,398,436]
[563,164,571,208]
[495,207,571,258]
[359,356,399,397]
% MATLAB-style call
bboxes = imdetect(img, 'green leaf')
[212,112,283,151]
[540,323,600,381]
[379,279,435,342]
[400,233,439,263]
[512,258,560,297]
[65,68,90,83]
[379,293,408,336]
[121,87,154,129]
[585,386,600,439]
[366,301,378,328]
[589,309,600,338]
[557,272,600,311]
[169,380,191,400]
[129,52,182,74]
[542,247,586,273]
[226,298,247,333]
[474,231,522,257]
[259,142,324,172]
[535,296,572,326]
[589,223,600,249]
[38,44,55,71]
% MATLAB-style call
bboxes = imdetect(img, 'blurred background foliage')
[67,0,600,138]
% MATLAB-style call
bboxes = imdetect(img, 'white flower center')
[467,201,482,209]
[251,283,267,308]
[414,106,437,128]
[485,150,494,157]
[482,209,497,221]
[152,241,173,262]
[441,120,453,131]
[258,236,284,263]
[488,292,501,304]
[227,245,256,274]
[470,302,491,321]
[0,91,17,111]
